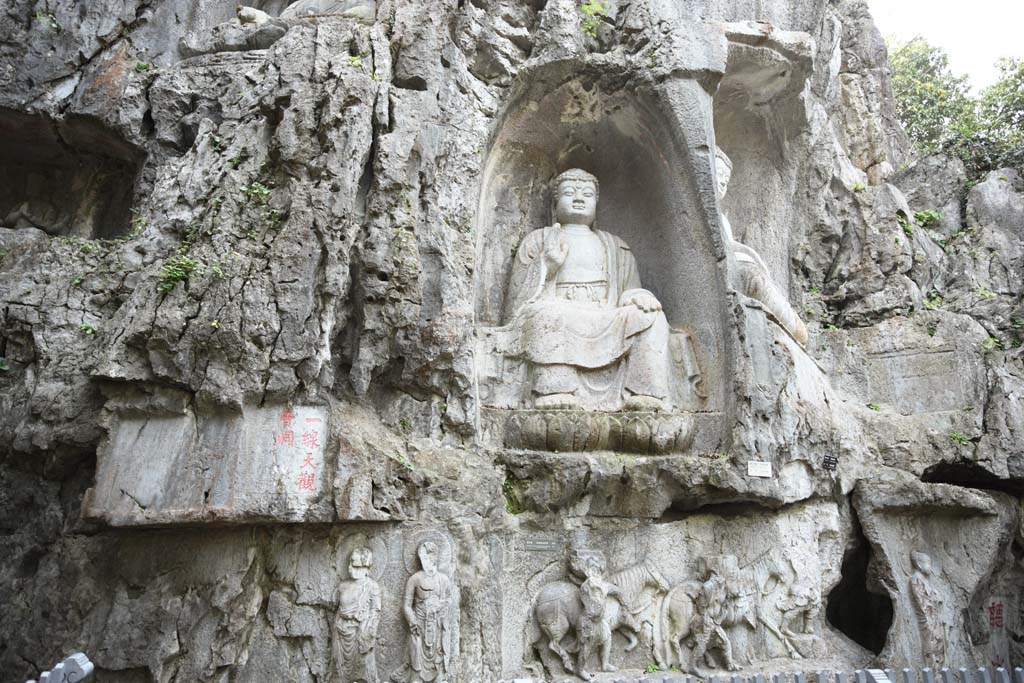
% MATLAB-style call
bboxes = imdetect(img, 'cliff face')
[0,0,1021,681]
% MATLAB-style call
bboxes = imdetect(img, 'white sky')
[866,0,1024,91]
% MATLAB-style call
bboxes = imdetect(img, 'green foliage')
[977,286,997,300]
[914,210,942,228]
[897,214,914,237]
[867,403,881,412]
[646,664,661,674]
[924,291,943,310]
[502,478,524,515]
[579,1,609,38]
[79,323,97,335]
[980,337,1003,352]
[0,357,10,371]
[242,181,272,205]
[134,62,152,73]
[852,182,866,193]
[35,9,62,32]
[158,255,200,292]
[348,55,363,69]
[890,39,1024,179]
[949,432,971,445]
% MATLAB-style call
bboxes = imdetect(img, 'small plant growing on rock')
[867,403,881,411]
[977,286,997,299]
[158,255,200,292]
[79,323,97,335]
[134,61,152,74]
[852,182,866,192]
[348,55,363,69]
[924,291,943,310]
[35,9,62,32]
[897,214,914,237]
[980,337,1003,352]
[949,432,971,445]
[0,357,10,371]
[579,1,609,38]
[914,210,942,228]
[242,181,272,205]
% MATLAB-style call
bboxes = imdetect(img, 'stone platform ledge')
[482,408,725,455]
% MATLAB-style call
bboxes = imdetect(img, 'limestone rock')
[0,0,1021,680]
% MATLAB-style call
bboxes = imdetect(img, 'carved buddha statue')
[504,169,674,413]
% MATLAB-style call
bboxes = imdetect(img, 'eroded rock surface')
[0,0,1021,681]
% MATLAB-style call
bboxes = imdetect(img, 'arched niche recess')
[474,62,734,443]
[713,27,814,293]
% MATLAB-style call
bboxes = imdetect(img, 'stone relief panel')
[84,404,331,526]
[499,500,857,679]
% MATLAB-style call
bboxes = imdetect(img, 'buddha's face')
[555,179,598,226]
[349,563,369,580]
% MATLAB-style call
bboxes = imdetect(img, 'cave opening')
[0,108,143,240]
[826,514,894,654]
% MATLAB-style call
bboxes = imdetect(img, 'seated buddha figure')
[503,169,673,412]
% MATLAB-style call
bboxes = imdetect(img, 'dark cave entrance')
[0,108,143,240]
[826,518,894,654]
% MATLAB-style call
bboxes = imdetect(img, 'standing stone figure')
[576,553,622,678]
[404,541,455,683]
[333,547,382,683]
[910,550,947,665]
[689,567,739,672]
[715,147,809,347]
[504,168,674,412]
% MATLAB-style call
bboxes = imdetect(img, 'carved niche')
[474,69,733,455]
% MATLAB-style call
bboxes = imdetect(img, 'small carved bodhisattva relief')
[333,546,383,683]
[910,550,947,666]
[404,540,456,683]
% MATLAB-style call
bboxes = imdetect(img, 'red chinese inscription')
[301,430,320,448]
[988,602,1004,629]
[280,407,295,429]
[275,430,295,447]
[297,471,316,491]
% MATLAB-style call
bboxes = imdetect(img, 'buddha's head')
[348,546,373,580]
[419,541,439,573]
[715,146,733,201]
[553,168,599,227]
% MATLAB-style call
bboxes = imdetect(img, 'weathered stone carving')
[403,537,457,683]
[656,555,768,674]
[909,550,947,667]
[532,548,668,680]
[25,653,93,683]
[716,147,809,347]
[332,544,383,683]
[503,169,695,413]
[281,0,377,20]
[770,578,823,659]
[179,6,288,58]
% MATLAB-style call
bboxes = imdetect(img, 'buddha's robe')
[504,225,671,408]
